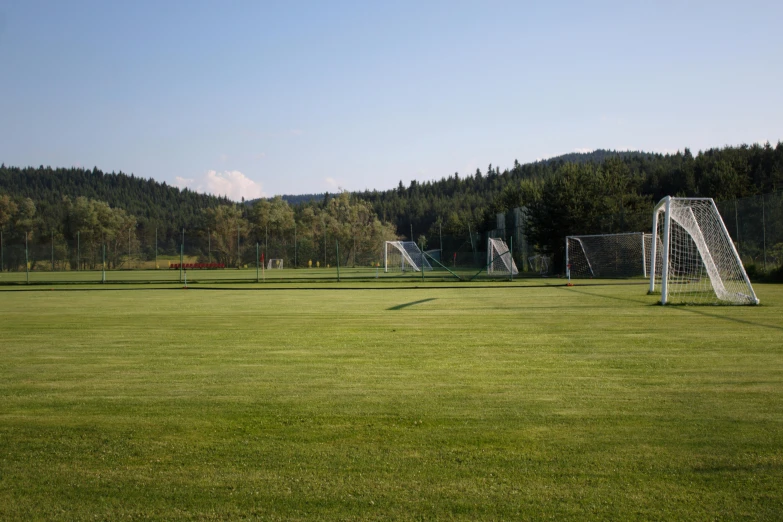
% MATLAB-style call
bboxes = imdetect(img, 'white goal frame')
[487,237,518,276]
[383,241,432,272]
[566,232,651,279]
[649,196,759,305]
[266,258,283,269]
[528,254,551,275]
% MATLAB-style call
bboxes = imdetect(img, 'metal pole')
[102,243,106,283]
[510,236,514,282]
[237,226,240,268]
[265,224,268,256]
[256,242,259,283]
[51,230,54,271]
[762,195,767,271]
[410,223,413,242]
[208,229,212,264]
[128,227,131,269]
[77,231,80,271]
[155,227,158,269]
[294,222,297,269]
[0,229,3,272]
[180,243,183,282]
[323,217,326,266]
[439,221,443,259]
[336,241,340,281]
[25,232,29,284]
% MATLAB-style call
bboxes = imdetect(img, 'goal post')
[649,196,759,305]
[487,237,518,276]
[266,258,283,269]
[384,241,432,272]
[566,232,651,279]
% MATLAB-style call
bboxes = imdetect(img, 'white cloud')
[177,170,265,201]
[325,177,339,189]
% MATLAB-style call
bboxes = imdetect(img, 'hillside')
[0,165,231,248]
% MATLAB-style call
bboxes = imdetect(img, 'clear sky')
[1,1,781,201]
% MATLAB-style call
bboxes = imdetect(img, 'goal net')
[528,254,551,275]
[566,232,651,279]
[266,258,283,269]
[487,238,518,276]
[649,197,759,305]
[384,241,433,272]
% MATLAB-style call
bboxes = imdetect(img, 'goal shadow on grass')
[387,298,437,310]
[560,284,783,332]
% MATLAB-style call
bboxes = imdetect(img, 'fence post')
[25,232,29,284]
[762,194,767,271]
[510,236,514,282]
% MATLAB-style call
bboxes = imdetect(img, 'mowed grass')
[1,281,782,520]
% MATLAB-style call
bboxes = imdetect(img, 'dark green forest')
[2,142,783,272]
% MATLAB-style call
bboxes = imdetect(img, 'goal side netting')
[649,197,759,305]
[384,241,433,272]
[487,238,518,276]
[566,232,652,279]
[267,259,283,269]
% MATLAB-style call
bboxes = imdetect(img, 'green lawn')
[1,281,782,520]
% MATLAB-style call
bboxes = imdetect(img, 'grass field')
[1,280,782,520]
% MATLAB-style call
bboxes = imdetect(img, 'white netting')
[528,254,551,275]
[384,241,433,272]
[267,258,283,269]
[487,238,519,276]
[566,233,650,279]
[652,198,758,305]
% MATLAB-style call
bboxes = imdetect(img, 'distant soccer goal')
[266,258,283,269]
[528,254,551,275]
[384,241,432,272]
[649,196,758,305]
[487,238,518,276]
[566,232,652,279]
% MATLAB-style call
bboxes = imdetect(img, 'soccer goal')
[528,254,551,275]
[649,196,759,305]
[566,232,652,279]
[384,241,433,272]
[487,238,518,276]
[266,258,283,269]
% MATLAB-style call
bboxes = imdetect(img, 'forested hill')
[357,143,783,239]
[355,149,661,237]
[0,165,231,244]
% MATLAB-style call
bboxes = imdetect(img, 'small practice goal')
[528,254,551,275]
[266,258,283,269]
[566,232,652,279]
[384,241,432,272]
[649,196,758,305]
[487,238,518,276]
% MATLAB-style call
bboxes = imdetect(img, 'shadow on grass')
[387,298,437,310]
[559,284,783,332]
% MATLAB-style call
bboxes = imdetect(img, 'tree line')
[2,142,782,271]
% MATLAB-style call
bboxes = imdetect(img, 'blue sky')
[1,1,781,200]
